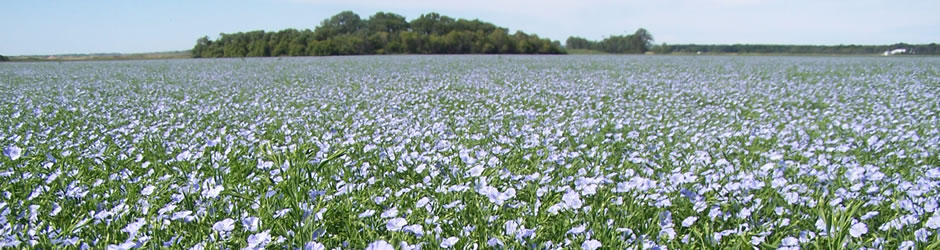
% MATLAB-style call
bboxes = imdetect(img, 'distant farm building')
[883,48,909,56]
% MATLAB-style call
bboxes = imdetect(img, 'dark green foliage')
[193,11,565,58]
[411,13,455,36]
[565,37,592,51]
[367,12,409,34]
[566,29,654,53]
[652,43,672,54]
[565,29,938,55]
[314,11,364,40]
[0,54,9,62]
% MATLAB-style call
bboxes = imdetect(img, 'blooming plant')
[0,55,938,249]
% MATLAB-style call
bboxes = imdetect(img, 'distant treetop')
[192,11,565,58]
[565,30,938,55]
[566,28,654,54]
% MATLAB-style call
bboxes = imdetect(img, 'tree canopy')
[192,11,565,58]
[566,30,937,55]
[0,54,9,62]
[566,29,654,54]
[193,12,936,57]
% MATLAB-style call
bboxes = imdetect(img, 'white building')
[883,48,908,56]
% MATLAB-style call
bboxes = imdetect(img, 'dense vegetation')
[565,29,654,54]
[660,43,940,55]
[192,11,565,58]
[566,31,937,55]
[0,55,9,62]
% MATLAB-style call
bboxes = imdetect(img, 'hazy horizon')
[2,0,938,56]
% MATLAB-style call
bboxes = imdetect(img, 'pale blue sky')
[1,0,938,55]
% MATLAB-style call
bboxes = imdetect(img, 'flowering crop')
[0,55,938,249]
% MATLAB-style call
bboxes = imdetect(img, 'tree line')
[192,11,565,58]
[655,43,940,55]
[0,55,9,62]
[565,29,654,53]
[563,29,937,55]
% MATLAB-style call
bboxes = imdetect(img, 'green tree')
[245,31,268,57]
[630,28,653,53]
[367,12,409,33]
[411,13,455,35]
[565,37,592,50]
[315,11,363,40]
[289,32,308,56]
[652,42,671,54]
[192,10,566,57]
[487,29,514,53]
[307,40,334,56]
[192,36,211,58]
[399,31,422,53]
[220,33,248,57]
[568,28,653,54]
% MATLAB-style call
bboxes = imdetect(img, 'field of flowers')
[0,55,938,249]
